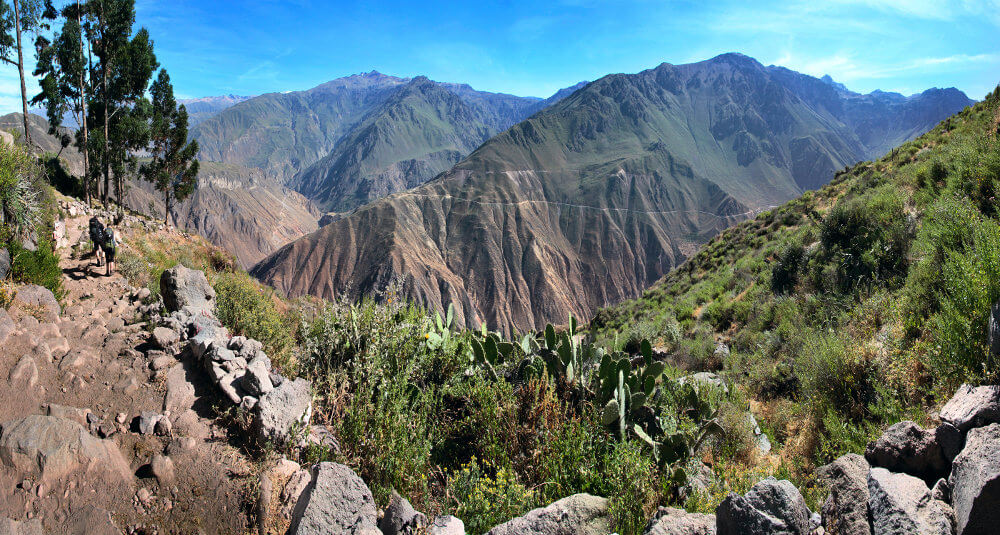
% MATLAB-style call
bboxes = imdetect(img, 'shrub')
[213,271,293,369]
[771,242,804,295]
[446,458,536,535]
[5,234,63,299]
[0,142,42,241]
[816,186,912,293]
[928,214,1000,386]
[606,440,656,535]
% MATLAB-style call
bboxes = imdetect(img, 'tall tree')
[142,69,198,226]
[32,0,94,203]
[88,0,156,207]
[0,0,46,147]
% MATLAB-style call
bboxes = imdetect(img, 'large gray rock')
[716,477,810,535]
[486,494,609,535]
[865,421,949,482]
[378,490,428,535]
[160,265,216,314]
[644,506,716,535]
[940,384,1000,432]
[13,284,60,321]
[289,462,380,535]
[817,453,871,535]
[257,378,313,445]
[429,516,465,535]
[868,467,953,535]
[0,247,10,279]
[949,423,1000,534]
[0,415,131,482]
[150,326,180,349]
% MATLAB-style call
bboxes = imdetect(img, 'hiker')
[89,216,105,267]
[102,225,118,277]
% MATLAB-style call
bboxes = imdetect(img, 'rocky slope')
[191,71,563,188]
[252,53,973,334]
[126,162,319,268]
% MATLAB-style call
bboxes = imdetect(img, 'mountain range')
[249,53,973,334]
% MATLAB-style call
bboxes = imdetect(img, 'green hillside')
[592,86,1000,463]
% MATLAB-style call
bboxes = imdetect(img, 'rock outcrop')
[940,385,1000,432]
[485,494,610,535]
[0,415,131,482]
[949,423,1000,534]
[288,462,381,535]
[817,453,871,535]
[865,421,950,482]
[867,467,953,535]
[716,477,810,535]
[644,506,716,535]
[160,265,216,314]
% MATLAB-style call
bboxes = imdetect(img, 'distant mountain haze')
[250,53,974,334]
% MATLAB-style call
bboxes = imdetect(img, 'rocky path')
[0,213,253,534]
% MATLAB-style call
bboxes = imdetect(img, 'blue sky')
[1,0,998,114]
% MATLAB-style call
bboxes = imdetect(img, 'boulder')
[160,265,216,314]
[940,384,1000,432]
[644,506,716,535]
[378,490,428,535]
[716,477,810,535]
[0,247,10,279]
[138,411,161,435]
[243,358,274,397]
[949,423,1000,534]
[867,467,953,535]
[429,516,465,535]
[13,284,60,321]
[150,454,175,486]
[257,378,313,445]
[163,364,196,414]
[817,453,871,535]
[485,494,609,535]
[865,421,949,482]
[678,372,729,394]
[289,462,381,535]
[150,326,180,349]
[0,517,44,535]
[0,415,131,482]
[0,308,14,345]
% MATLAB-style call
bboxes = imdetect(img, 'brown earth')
[0,213,256,534]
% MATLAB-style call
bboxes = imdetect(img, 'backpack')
[102,228,116,252]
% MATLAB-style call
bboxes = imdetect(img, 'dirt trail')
[0,212,253,534]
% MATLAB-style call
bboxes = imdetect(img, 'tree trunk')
[100,4,109,207]
[78,0,91,206]
[164,189,170,226]
[12,0,30,148]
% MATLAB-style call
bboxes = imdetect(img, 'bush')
[927,214,1000,386]
[0,142,43,241]
[213,271,293,369]
[606,440,656,535]
[5,238,63,299]
[446,458,536,535]
[771,242,803,295]
[816,186,912,293]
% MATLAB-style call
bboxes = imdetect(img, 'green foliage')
[0,141,42,240]
[142,69,199,224]
[814,185,912,293]
[927,214,1000,385]
[5,235,62,298]
[606,440,656,535]
[213,271,293,370]
[446,458,536,535]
